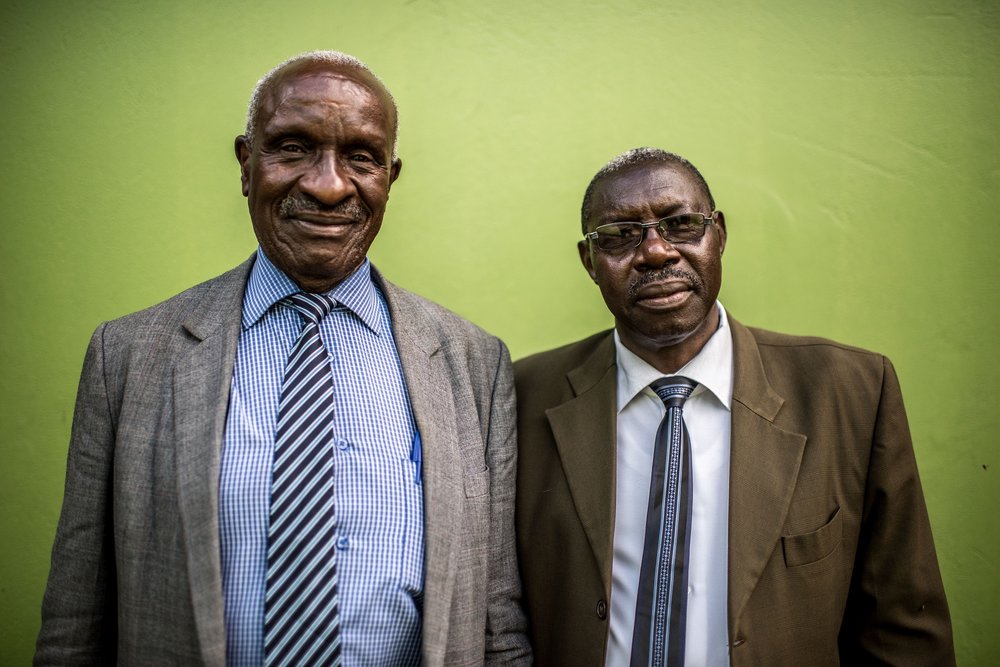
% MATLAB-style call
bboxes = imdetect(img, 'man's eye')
[662,219,684,231]
[279,142,306,153]
[595,225,640,245]
[610,225,641,239]
[349,153,374,163]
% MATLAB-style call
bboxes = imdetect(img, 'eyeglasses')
[584,212,718,253]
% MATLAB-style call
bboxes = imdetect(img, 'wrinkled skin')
[235,61,401,293]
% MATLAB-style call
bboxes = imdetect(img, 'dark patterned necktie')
[631,376,698,667]
[264,292,342,667]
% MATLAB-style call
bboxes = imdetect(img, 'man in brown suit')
[514,147,954,666]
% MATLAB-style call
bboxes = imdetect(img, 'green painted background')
[2,0,997,663]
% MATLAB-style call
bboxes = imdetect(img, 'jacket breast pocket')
[464,466,491,498]
[782,506,843,568]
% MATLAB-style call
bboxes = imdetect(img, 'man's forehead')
[266,65,381,107]
[594,162,704,214]
[256,66,389,131]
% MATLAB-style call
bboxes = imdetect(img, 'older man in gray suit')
[36,51,530,666]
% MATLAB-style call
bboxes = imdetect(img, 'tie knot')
[283,292,336,324]
[651,376,697,408]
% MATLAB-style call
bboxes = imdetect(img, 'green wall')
[2,0,997,663]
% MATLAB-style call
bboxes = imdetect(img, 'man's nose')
[298,151,354,204]
[635,225,680,266]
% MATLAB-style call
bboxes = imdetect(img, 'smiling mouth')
[289,212,360,225]
[285,214,364,236]
[278,192,370,228]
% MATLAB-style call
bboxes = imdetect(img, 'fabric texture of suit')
[36,255,531,666]
[514,313,953,666]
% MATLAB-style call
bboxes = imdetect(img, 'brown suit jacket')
[514,314,953,666]
[36,256,531,666]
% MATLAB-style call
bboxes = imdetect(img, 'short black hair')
[580,147,715,234]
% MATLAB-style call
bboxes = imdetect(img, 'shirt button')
[335,437,350,451]
[336,536,350,550]
[596,599,608,620]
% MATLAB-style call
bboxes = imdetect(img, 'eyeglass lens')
[594,213,709,251]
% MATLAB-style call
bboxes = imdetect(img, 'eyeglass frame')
[583,211,721,253]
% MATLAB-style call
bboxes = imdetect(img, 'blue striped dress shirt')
[219,250,424,666]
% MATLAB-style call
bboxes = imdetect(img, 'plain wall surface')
[2,0,997,663]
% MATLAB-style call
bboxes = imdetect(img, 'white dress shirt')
[606,302,733,667]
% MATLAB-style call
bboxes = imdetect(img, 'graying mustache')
[279,194,368,220]
[628,268,702,298]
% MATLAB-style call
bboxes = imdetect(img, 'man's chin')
[623,306,715,347]
[271,250,366,293]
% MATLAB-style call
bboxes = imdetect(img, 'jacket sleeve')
[483,340,533,665]
[838,356,955,664]
[35,324,118,665]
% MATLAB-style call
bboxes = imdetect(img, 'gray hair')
[244,50,399,159]
[580,147,715,233]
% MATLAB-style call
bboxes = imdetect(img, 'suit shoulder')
[743,325,892,392]
[100,260,250,340]
[377,275,503,352]
[747,326,883,361]
[514,330,613,381]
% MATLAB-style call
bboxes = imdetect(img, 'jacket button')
[596,600,608,619]
[732,637,746,647]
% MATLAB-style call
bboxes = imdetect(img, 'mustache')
[278,193,369,221]
[627,267,703,298]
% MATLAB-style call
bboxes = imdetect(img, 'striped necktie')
[631,376,698,667]
[264,292,342,667]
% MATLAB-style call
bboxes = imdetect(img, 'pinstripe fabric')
[264,292,341,666]
[631,377,697,667]
[220,251,423,666]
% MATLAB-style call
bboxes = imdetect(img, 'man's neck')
[616,306,722,375]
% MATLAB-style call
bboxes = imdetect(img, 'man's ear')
[388,158,402,187]
[235,136,252,197]
[714,210,727,256]
[578,240,598,283]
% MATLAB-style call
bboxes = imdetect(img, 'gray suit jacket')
[514,314,953,666]
[36,256,531,666]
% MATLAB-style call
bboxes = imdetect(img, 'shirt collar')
[615,302,734,413]
[242,248,383,335]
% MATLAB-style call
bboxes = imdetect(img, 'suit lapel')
[726,315,807,633]
[174,259,252,662]
[376,273,462,657]
[544,333,618,593]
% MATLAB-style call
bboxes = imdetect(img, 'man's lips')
[285,214,364,238]
[632,280,693,306]
[635,280,690,298]
[287,212,360,226]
